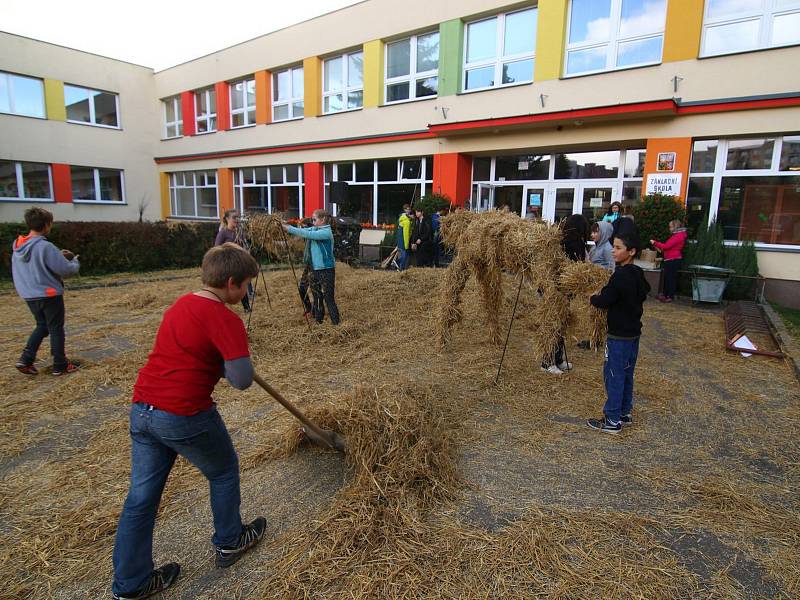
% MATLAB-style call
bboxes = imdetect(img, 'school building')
[1,0,799,303]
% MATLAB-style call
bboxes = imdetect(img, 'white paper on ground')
[733,334,757,357]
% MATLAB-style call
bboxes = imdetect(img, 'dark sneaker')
[15,361,38,376]
[112,562,180,599]
[52,360,82,376]
[587,416,622,434]
[620,414,633,426]
[215,517,267,568]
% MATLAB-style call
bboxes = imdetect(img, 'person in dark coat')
[411,208,434,267]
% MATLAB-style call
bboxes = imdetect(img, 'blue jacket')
[285,224,335,270]
[12,234,80,299]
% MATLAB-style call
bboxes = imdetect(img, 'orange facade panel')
[642,138,693,202]
[255,70,271,125]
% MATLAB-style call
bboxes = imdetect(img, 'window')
[233,165,303,219]
[64,84,119,127]
[555,151,620,179]
[163,96,182,138]
[195,87,217,133]
[701,0,800,57]
[272,66,304,121]
[385,32,439,103]
[463,8,537,91]
[169,171,218,218]
[0,71,45,118]
[71,167,124,202]
[0,160,53,201]
[323,51,363,113]
[230,78,256,128]
[565,0,667,76]
[689,135,800,245]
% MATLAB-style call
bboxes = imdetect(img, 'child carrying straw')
[587,228,650,433]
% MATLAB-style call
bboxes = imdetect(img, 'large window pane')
[0,77,9,114]
[98,169,123,201]
[72,167,96,200]
[271,186,300,219]
[348,53,363,87]
[718,176,800,244]
[780,136,800,172]
[242,187,268,211]
[621,181,643,207]
[772,11,800,46]
[415,77,437,97]
[569,0,612,44]
[387,82,410,103]
[93,91,117,126]
[387,39,411,78]
[504,9,537,56]
[704,19,760,55]
[347,90,363,109]
[0,160,19,198]
[324,57,343,92]
[581,186,614,222]
[275,71,290,101]
[269,166,284,184]
[416,32,439,72]
[624,149,646,177]
[355,161,373,182]
[336,163,353,182]
[467,18,497,63]
[324,94,343,113]
[617,36,663,67]
[620,0,666,37]
[377,184,416,224]
[465,66,495,90]
[686,177,713,236]
[198,188,217,217]
[65,86,90,123]
[378,159,397,181]
[691,140,719,173]
[473,157,491,181]
[7,74,45,118]
[337,185,373,223]
[20,162,51,199]
[176,188,194,216]
[495,154,550,180]
[706,0,761,19]
[726,139,775,170]
[274,104,289,121]
[566,46,607,75]
[292,68,304,96]
[555,151,619,179]
[502,59,534,84]
[231,82,245,110]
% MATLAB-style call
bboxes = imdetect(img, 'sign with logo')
[589,197,603,208]
[518,161,529,170]
[646,173,682,196]
[528,192,541,206]
[657,152,676,171]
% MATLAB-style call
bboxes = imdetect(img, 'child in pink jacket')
[651,220,687,303]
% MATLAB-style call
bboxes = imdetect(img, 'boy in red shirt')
[111,243,263,600]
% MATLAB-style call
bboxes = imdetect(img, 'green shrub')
[382,229,397,248]
[632,194,686,249]
[415,193,451,216]
[1,221,219,279]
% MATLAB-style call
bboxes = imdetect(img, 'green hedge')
[1,221,219,279]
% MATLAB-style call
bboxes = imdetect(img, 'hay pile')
[245,213,304,260]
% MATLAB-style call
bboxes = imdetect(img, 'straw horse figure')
[436,211,607,361]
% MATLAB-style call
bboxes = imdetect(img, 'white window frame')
[0,71,46,119]
[462,7,537,93]
[234,165,304,216]
[0,161,54,202]
[564,0,667,77]
[700,0,800,57]
[229,77,256,129]
[194,87,217,134]
[64,84,120,129]
[169,171,219,219]
[71,167,126,204]
[384,32,440,105]
[322,50,364,115]
[162,96,183,139]
[272,66,304,122]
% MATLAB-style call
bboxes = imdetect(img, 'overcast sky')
[2,0,363,71]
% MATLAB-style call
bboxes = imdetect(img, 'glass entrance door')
[580,183,617,223]
[543,184,578,223]
[474,183,495,212]
[522,185,545,220]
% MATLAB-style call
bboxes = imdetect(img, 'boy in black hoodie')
[587,228,650,433]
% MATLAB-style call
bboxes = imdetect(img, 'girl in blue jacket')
[284,210,340,324]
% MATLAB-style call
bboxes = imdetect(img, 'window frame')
[563,0,667,77]
[322,50,364,115]
[272,66,305,122]
[0,71,46,119]
[169,171,219,219]
[162,96,183,139]
[71,166,126,204]
[233,164,304,216]
[462,7,538,93]
[63,84,121,129]
[700,0,800,57]
[384,31,440,105]
[194,87,217,134]
[229,77,257,129]
[0,160,54,202]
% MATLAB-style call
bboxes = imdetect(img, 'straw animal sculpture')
[245,213,305,260]
[436,211,610,361]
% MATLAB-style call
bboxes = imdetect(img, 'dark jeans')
[298,264,313,313]
[112,403,242,595]
[310,268,340,325]
[397,246,409,271]
[602,337,640,423]
[20,295,67,369]
[663,259,681,299]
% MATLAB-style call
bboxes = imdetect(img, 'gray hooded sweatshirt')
[12,235,80,300]
[589,221,614,272]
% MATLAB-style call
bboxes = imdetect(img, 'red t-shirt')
[133,293,250,415]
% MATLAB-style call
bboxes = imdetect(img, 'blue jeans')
[602,337,640,423]
[397,246,409,271]
[112,403,242,594]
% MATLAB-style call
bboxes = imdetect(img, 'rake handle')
[252,372,332,445]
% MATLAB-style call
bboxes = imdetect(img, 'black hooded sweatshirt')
[590,263,650,338]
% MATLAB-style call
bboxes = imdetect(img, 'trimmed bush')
[1,221,219,279]
[632,194,686,249]
[416,193,451,216]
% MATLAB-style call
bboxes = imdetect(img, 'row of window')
[1,71,119,127]
[0,160,125,202]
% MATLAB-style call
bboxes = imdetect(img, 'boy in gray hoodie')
[589,221,615,272]
[12,207,81,376]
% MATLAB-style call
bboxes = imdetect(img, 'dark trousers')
[663,259,681,299]
[21,295,67,369]
[311,268,340,325]
[603,337,640,423]
[298,264,313,313]
[541,337,566,369]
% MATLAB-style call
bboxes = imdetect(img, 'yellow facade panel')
[534,0,569,82]
[159,172,170,219]
[303,56,322,117]
[43,79,66,121]
[663,0,703,62]
[363,40,383,108]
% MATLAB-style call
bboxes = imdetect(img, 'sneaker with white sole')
[620,414,633,426]
[215,517,267,568]
[557,361,573,371]
[587,416,622,434]
[541,365,563,375]
[112,562,180,599]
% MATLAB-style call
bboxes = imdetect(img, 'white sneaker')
[557,361,573,371]
[541,365,563,375]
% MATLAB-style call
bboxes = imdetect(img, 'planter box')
[688,265,735,304]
